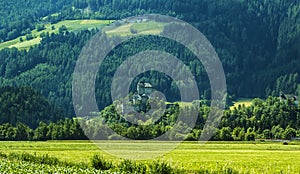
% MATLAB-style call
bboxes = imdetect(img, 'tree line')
[0,95,299,141]
[0,119,86,141]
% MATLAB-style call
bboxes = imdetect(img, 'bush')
[91,155,113,170]
[0,152,7,158]
[36,24,45,32]
[245,132,255,141]
[118,159,147,174]
[130,27,138,34]
[184,133,197,141]
[149,160,173,174]
[26,33,33,40]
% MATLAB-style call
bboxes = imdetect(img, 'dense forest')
[0,0,299,140]
[0,86,63,128]
[0,0,73,42]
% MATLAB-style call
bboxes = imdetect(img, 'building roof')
[138,82,152,88]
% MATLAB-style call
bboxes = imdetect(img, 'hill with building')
[0,0,299,132]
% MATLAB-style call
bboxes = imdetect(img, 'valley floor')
[0,140,299,173]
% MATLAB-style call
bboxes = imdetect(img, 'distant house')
[137,82,153,96]
[121,82,154,113]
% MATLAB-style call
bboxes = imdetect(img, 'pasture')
[0,19,167,50]
[0,140,299,173]
[104,21,166,37]
[0,20,112,50]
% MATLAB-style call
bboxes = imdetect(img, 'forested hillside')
[0,0,299,125]
[0,30,97,117]
[0,86,63,128]
[0,0,73,42]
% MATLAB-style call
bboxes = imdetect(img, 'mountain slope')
[0,0,299,118]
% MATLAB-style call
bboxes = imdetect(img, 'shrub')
[149,160,173,174]
[0,152,7,158]
[184,133,197,141]
[91,154,113,170]
[36,24,45,32]
[118,159,147,174]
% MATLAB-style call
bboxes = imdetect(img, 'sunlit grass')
[0,140,299,173]
[105,21,166,37]
[0,20,112,50]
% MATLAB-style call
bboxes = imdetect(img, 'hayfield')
[0,140,299,173]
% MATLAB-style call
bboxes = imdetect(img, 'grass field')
[0,140,299,173]
[0,20,166,50]
[230,98,254,110]
[0,20,112,50]
[104,21,166,37]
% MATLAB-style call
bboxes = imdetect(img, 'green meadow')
[0,20,112,50]
[0,20,166,50]
[104,21,166,37]
[0,140,299,173]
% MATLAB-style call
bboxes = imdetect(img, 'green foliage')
[0,0,299,143]
[245,128,256,141]
[149,160,173,174]
[0,159,104,174]
[283,126,297,140]
[0,86,63,129]
[59,25,68,34]
[0,152,101,173]
[219,127,233,141]
[0,30,97,116]
[0,118,86,141]
[0,141,300,173]
[0,0,299,118]
[0,0,72,41]
[0,96,298,141]
[118,159,147,174]
[36,24,45,32]
[25,33,34,40]
[232,127,244,141]
[91,155,113,170]
[269,73,300,96]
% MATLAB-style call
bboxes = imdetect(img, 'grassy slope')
[104,21,166,37]
[0,20,112,50]
[0,20,166,50]
[0,141,299,173]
